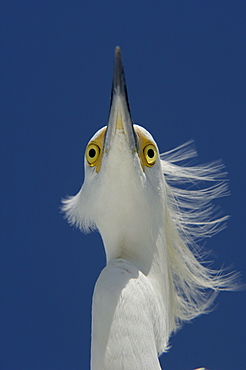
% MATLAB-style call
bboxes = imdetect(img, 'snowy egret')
[62,47,239,369]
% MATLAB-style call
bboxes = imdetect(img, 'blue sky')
[1,1,246,369]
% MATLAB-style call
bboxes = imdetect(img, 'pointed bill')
[104,47,138,152]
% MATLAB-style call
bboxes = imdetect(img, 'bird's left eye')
[86,143,100,166]
[143,144,157,166]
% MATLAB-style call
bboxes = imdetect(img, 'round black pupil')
[147,148,154,158]
[89,148,96,158]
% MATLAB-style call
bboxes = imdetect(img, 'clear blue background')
[1,1,246,369]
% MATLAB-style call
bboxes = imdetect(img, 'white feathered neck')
[62,126,239,350]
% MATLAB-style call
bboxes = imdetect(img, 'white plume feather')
[159,140,239,327]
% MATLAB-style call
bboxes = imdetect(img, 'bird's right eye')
[86,143,100,166]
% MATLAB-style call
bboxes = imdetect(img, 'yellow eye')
[86,143,100,166]
[143,144,157,166]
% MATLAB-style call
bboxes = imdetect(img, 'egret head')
[63,47,166,265]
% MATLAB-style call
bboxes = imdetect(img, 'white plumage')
[62,47,238,369]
